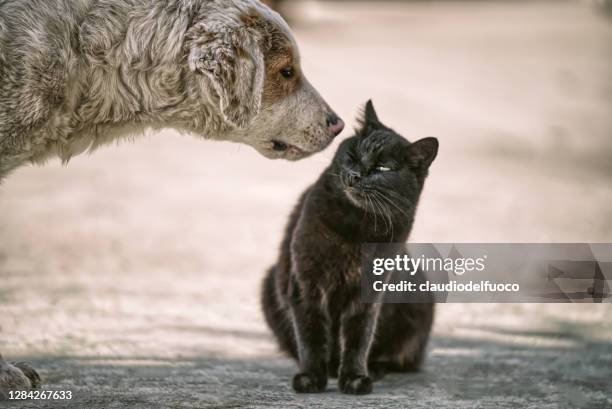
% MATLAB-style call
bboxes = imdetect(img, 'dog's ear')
[188,25,264,128]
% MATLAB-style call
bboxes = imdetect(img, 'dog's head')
[186,1,343,160]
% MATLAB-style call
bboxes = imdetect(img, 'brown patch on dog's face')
[240,9,302,107]
[261,39,302,106]
[236,7,343,160]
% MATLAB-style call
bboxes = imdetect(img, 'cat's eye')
[280,67,295,79]
[376,166,392,172]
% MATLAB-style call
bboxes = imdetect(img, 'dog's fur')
[0,0,342,395]
[0,354,41,400]
[0,0,341,179]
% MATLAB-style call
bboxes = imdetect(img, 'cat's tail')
[261,265,277,329]
[261,265,299,360]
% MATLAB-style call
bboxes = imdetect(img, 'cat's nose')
[326,113,344,137]
[347,171,361,186]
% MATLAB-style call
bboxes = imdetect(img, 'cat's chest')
[293,214,365,288]
[318,242,363,291]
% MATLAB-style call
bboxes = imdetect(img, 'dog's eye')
[280,67,295,79]
[272,140,288,151]
[376,166,392,172]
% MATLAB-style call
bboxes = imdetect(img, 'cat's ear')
[364,100,380,124]
[357,99,384,135]
[407,137,439,170]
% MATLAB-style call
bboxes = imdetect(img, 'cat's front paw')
[292,372,327,393]
[339,374,373,395]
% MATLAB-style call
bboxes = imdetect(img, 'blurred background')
[1,1,611,407]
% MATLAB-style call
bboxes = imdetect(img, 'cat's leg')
[338,302,381,395]
[287,278,330,393]
[327,320,341,378]
[367,361,390,381]
[370,303,434,375]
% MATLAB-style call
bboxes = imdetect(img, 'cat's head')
[330,100,438,215]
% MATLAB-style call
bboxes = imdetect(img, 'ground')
[1,1,611,408]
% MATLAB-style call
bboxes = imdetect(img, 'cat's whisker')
[364,191,379,221]
[378,188,411,205]
[363,193,378,230]
[373,196,386,234]
[370,191,397,240]
[376,194,401,239]
[383,199,394,240]
[369,193,392,238]
[374,190,412,220]
[365,194,379,232]
[376,193,406,218]
[373,187,409,202]
[373,197,383,234]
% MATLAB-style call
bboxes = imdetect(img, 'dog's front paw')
[292,372,327,393]
[339,374,373,395]
[12,362,41,389]
[0,360,41,400]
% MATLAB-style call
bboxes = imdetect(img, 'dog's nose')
[326,113,344,137]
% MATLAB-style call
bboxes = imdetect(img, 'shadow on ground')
[4,322,611,409]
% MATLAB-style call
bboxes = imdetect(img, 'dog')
[0,0,344,396]
[0,0,344,179]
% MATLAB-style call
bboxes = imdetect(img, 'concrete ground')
[1,1,611,408]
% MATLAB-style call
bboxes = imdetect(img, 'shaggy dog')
[0,0,344,179]
[0,0,344,396]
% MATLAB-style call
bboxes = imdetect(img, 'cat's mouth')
[344,187,366,207]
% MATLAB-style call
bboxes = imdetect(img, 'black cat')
[261,101,437,395]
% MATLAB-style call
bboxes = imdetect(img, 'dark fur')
[262,101,437,394]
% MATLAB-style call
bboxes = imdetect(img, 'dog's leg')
[0,353,41,400]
